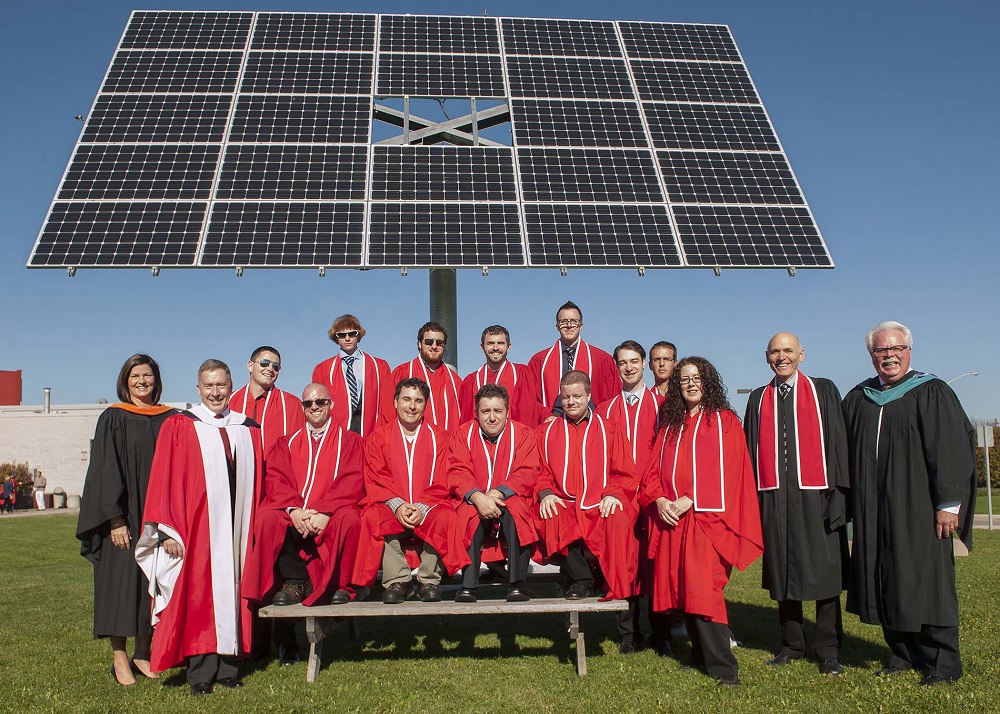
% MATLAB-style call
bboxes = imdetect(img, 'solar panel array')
[30,11,831,270]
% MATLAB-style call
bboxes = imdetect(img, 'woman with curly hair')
[639,356,763,687]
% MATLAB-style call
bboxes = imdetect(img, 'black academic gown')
[842,371,976,631]
[744,377,849,602]
[76,405,176,638]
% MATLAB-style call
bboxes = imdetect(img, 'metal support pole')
[986,443,993,530]
[471,97,479,146]
[429,268,458,369]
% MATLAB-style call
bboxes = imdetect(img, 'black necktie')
[564,345,577,373]
[778,383,791,400]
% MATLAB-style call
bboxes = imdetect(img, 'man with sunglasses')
[243,383,366,661]
[312,314,394,438]
[527,301,619,424]
[842,321,976,686]
[392,322,462,433]
[231,346,304,458]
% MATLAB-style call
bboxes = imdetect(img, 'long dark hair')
[115,354,163,404]
[656,356,732,438]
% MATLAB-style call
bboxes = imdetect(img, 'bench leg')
[305,617,326,684]
[569,611,586,676]
[347,618,360,641]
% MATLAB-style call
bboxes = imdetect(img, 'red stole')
[600,388,661,471]
[389,422,441,502]
[658,410,725,512]
[230,385,296,455]
[756,373,828,491]
[461,420,518,491]
[537,340,597,407]
[541,413,609,509]
[402,358,461,432]
[317,353,385,437]
[470,361,522,395]
[287,426,344,509]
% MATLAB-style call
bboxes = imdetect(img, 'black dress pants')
[778,596,842,659]
[560,540,634,638]
[278,528,309,582]
[883,625,962,680]
[686,615,738,679]
[462,509,530,588]
[187,653,239,686]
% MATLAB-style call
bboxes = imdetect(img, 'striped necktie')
[344,355,360,413]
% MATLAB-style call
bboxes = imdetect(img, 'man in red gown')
[392,322,462,433]
[229,346,304,458]
[136,359,264,695]
[459,325,535,425]
[527,301,619,424]
[312,314,395,438]
[648,341,678,398]
[536,370,639,649]
[353,378,469,603]
[448,383,540,603]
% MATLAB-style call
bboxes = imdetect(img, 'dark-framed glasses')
[679,376,703,386]
[301,398,331,408]
[335,330,359,339]
[871,345,910,357]
[255,359,281,371]
[556,319,581,327]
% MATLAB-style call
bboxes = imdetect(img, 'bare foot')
[131,658,159,679]
[112,658,137,686]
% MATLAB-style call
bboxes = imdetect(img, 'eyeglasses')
[301,398,331,408]
[556,319,581,327]
[335,331,359,339]
[678,376,702,386]
[255,359,281,371]
[422,338,446,346]
[871,345,910,357]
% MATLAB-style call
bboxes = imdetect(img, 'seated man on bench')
[448,384,541,603]
[353,378,469,603]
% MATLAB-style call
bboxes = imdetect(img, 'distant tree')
[973,423,1000,488]
[0,461,33,509]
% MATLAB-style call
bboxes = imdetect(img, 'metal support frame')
[430,268,458,368]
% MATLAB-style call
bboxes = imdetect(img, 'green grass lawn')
[976,487,998,515]
[2,514,997,713]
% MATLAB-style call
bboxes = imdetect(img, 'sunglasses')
[301,398,331,408]
[255,359,281,371]
[335,330,359,339]
[422,338,446,346]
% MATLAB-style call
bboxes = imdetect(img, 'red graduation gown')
[242,424,365,605]
[535,413,639,600]
[639,410,763,623]
[312,352,395,438]
[458,361,535,426]
[353,420,469,585]
[526,340,620,424]
[392,358,462,433]
[230,385,304,458]
[135,409,263,671]
[447,420,541,562]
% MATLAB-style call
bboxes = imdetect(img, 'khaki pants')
[382,535,442,587]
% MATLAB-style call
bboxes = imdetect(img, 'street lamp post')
[947,371,980,385]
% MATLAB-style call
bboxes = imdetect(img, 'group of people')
[75,302,977,694]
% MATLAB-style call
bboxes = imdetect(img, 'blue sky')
[2,1,997,420]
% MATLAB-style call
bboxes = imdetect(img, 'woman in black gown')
[76,354,175,685]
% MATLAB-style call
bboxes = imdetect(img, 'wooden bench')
[259,596,628,682]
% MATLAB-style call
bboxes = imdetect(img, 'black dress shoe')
[820,658,844,676]
[330,589,351,605]
[618,635,638,655]
[716,674,740,688]
[919,675,957,686]
[564,581,594,600]
[277,644,300,666]
[656,640,675,658]
[190,682,213,696]
[874,664,910,677]
[382,581,413,604]
[418,583,442,602]
[454,587,478,603]
[766,653,801,666]
[216,677,243,689]
[272,580,312,606]
[506,581,530,602]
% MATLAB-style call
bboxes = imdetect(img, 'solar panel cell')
[518,148,662,202]
[82,95,232,143]
[643,102,779,151]
[103,51,243,94]
[379,15,500,54]
[619,22,739,61]
[506,56,634,98]
[59,145,220,200]
[122,11,252,50]
[512,99,647,147]
[377,53,505,97]
[657,150,803,205]
[252,13,376,51]
[241,51,374,94]
[230,95,370,143]
[631,60,759,103]
[501,18,621,57]
[371,146,516,201]
[216,145,367,200]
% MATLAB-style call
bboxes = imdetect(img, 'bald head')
[301,383,333,429]
[765,332,804,381]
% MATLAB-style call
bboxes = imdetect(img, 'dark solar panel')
[368,203,523,266]
[501,18,621,57]
[82,95,232,143]
[674,206,830,267]
[230,95,370,143]
[631,60,759,103]
[525,204,681,266]
[512,99,648,147]
[252,13,376,51]
[59,145,220,200]
[121,11,252,50]
[32,202,203,266]
[619,22,739,61]
[241,51,374,94]
[518,148,662,202]
[643,102,779,151]
[103,51,243,94]
[202,202,365,266]
[216,145,367,200]
[371,147,516,201]
[506,56,635,98]
[657,150,803,205]
[377,53,505,97]
[379,15,500,54]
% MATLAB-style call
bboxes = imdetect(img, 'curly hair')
[656,356,733,438]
